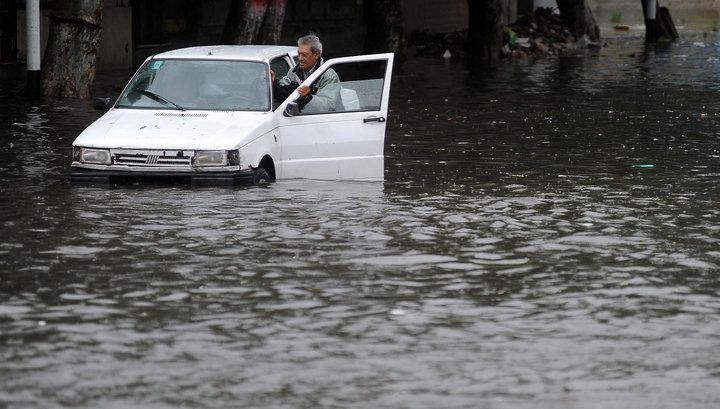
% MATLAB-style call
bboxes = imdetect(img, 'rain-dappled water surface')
[2,36,720,408]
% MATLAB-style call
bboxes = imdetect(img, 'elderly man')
[272,34,342,113]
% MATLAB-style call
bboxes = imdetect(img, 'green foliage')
[610,11,622,25]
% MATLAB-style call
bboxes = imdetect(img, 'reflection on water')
[2,36,720,408]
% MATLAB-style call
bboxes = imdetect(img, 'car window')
[298,60,387,115]
[116,59,270,111]
[270,57,290,79]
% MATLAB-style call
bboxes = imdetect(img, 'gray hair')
[297,34,322,55]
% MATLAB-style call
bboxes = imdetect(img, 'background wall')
[11,0,720,72]
[16,0,132,70]
[400,0,720,34]
[593,0,720,31]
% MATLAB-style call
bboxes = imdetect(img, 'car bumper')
[71,166,256,186]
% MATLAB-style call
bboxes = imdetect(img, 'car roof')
[153,45,298,62]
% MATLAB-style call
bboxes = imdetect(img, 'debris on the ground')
[504,7,599,58]
[407,7,601,60]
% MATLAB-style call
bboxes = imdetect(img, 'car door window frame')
[278,53,394,118]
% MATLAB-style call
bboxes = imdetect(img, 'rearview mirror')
[283,102,300,117]
[92,97,114,111]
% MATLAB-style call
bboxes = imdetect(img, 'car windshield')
[116,59,270,111]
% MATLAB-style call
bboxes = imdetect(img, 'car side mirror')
[92,97,114,111]
[283,102,300,117]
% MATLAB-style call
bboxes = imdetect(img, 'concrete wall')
[402,0,468,33]
[282,0,365,57]
[97,3,132,71]
[593,0,720,31]
[400,0,526,34]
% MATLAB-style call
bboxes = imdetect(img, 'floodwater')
[2,33,720,408]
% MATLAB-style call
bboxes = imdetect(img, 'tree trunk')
[556,0,600,42]
[236,0,268,44]
[41,0,103,98]
[466,0,503,72]
[363,0,405,67]
[222,0,286,45]
[257,0,286,44]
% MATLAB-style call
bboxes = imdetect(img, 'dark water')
[2,35,720,408]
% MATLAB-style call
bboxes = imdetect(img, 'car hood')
[73,109,275,150]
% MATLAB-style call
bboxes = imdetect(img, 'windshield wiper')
[138,89,185,111]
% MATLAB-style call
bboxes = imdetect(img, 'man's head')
[297,34,322,71]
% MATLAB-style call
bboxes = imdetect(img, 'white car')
[71,45,394,185]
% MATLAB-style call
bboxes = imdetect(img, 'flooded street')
[2,33,720,408]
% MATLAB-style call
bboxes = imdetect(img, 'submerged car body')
[71,45,395,184]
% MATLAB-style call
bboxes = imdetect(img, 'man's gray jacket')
[273,59,343,113]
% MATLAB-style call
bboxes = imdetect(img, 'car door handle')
[363,116,386,123]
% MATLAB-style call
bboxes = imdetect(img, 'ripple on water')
[2,37,720,409]
[350,254,457,266]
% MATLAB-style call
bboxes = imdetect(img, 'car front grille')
[112,150,193,167]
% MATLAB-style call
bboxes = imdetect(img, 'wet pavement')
[2,32,720,408]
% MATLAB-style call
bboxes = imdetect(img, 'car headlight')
[193,150,239,167]
[77,147,111,165]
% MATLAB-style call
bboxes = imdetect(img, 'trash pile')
[503,7,594,58]
[407,8,598,60]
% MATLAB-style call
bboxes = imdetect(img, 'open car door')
[274,53,394,180]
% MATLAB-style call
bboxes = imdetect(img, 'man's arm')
[273,67,310,104]
[272,77,299,103]
[301,69,342,114]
